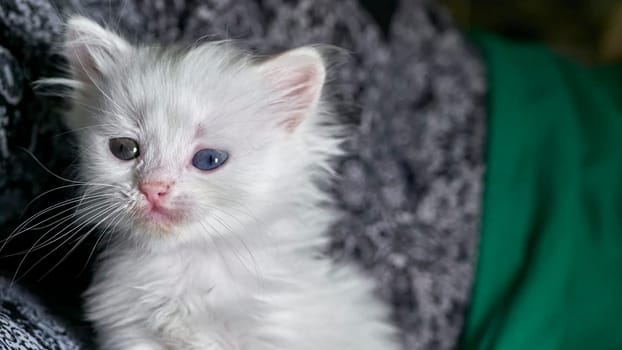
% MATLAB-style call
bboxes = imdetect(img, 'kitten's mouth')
[136,204,183,228]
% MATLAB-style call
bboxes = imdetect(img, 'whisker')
[6,199,120,257]
[39,206,126,281]
[0,194,116,255]
[11,203,121,284]
[21,183,118,215]
[198,214,258,278]
[78,208,126,276]
[51,121,119,138]
[212,212,262,280]
[197,221,239,278]
[22,192,116,229]
[18,147,125,190]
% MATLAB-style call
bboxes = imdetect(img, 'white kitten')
[56,16,398,350]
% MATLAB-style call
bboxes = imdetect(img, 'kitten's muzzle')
[139,180,173,207]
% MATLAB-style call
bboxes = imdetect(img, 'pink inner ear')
[274,66,320,109]
[262,56,324,132]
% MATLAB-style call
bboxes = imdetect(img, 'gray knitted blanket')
[0,0,486,348]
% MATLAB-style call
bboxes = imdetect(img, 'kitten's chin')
[134,205,185,233]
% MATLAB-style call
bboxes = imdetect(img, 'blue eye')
[192,149,229,171]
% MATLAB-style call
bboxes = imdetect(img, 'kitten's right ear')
[64,16,131,84]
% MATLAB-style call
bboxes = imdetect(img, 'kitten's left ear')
[258,47,326,132]
[64,16,132,84]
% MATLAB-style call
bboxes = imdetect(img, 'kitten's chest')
[89,247,267,336]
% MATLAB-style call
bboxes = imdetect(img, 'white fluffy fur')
[57,16,399,350]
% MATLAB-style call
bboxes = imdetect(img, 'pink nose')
[139,181,172,206]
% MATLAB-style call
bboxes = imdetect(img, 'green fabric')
[462,34,622,350]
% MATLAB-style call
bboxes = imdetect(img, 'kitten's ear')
[258,47,326,132]
[64,16,131,83]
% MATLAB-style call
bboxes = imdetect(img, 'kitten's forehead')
[102,45,270,165]
[110,50,226,120]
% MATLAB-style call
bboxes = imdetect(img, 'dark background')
[361,0,622,63]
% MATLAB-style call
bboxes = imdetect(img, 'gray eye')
[109,137,140,160]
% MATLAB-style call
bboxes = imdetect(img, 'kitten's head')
[58,17,340,247]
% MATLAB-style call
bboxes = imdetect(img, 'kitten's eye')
[192,149,228,171]
[109,137,140,160]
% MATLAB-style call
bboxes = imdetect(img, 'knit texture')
[0,1,486,348]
